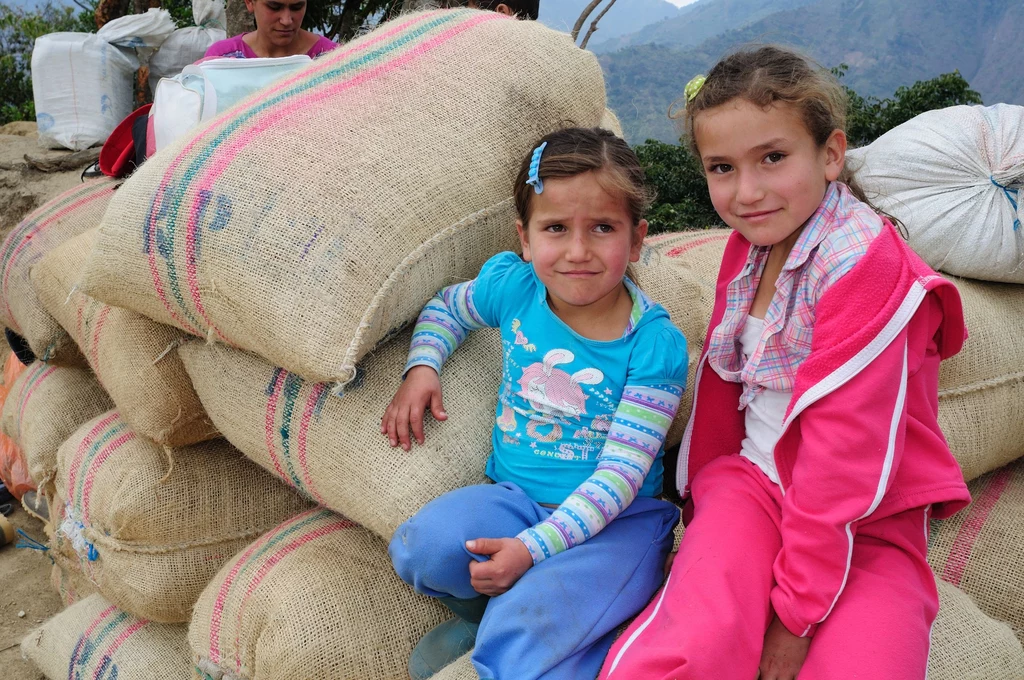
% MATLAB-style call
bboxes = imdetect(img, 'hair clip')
[685,75,706,103]
[525,141,548,195]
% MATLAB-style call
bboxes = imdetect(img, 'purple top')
[205,33,338,59]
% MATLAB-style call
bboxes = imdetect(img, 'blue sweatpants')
[389,482,679,680]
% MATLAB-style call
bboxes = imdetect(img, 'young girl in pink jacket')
[600,46,971,680]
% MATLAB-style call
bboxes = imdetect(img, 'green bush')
[636,139,723,233]
[837,66,983,147]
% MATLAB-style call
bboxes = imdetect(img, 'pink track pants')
[600,454,938,680]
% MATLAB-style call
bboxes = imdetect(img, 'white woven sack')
[148,27,227,92]
[848,104,1024,283]
[96,7,176,51]
[193,0,227,28]
[147,0,228,92]
[31,33,136,151]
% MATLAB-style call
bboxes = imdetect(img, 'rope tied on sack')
[990,176,1021,231]
[15,528,51,557]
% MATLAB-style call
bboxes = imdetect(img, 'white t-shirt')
[738,316,790,486]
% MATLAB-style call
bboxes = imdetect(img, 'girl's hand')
[759,615,810,680]
[664,549,677,577]
[381,365,447,451]
[466,537,534,596]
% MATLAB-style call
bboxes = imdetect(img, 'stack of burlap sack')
[9,8,618,679]
[9,8,1024,675]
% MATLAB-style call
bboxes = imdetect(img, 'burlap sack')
[929,579,1024,679]
[21,594,191,679]
[189,508,448,680]
[935,277,1024,481]
[0,179,117,363]
[432,579,1024,680]
[929,458,1024,642]
[55,410,313,622]
[175,234,721,541]
[600,108,624,136]
[0,360,112,494]
[45,487,98,607]
[434,653,476,680]
[50,549,98,607]
[634,229,1024,482]
[32,230,218,446]
[80,8,606,385]
[632,229,728,446]
[178,330,498,541]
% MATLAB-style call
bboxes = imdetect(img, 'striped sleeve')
[516,383,683,563]
[404,279,490,375]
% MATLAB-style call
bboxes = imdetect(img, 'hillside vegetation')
[602,0,1021,143]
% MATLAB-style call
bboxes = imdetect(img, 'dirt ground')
[0,125,92,679]
[0,504,64,679]
[0,125,87,241]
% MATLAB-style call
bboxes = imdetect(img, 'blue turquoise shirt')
[408,251,689,506]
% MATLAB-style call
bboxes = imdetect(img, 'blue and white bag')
[151,55,311,152]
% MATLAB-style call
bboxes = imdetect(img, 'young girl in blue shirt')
[384,127,688,680]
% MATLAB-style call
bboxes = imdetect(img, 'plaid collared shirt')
[707,182,884,409]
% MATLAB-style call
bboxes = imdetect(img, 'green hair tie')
[685,75,706,103]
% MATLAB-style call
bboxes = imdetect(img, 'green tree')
[835,65,983,147]
[288,0,404,42]
[639,69,986,233]
[162,0,197,28]
[636,139,722,233]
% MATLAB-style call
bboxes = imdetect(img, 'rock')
[23,147,100,173]
[0,134,90,239]
[0,121,38,137]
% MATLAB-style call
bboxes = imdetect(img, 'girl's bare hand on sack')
[758,615,810,680]
[381,365,448,450]
[466,537,534,596]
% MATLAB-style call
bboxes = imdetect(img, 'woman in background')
[205,0,338,59]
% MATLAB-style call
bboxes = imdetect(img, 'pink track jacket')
[677,222,972,637]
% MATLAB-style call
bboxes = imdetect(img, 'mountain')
[538,0,680,42]
[591,0,818,53]
[601,0,1023,144]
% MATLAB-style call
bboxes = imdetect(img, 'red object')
[145,108,157,159]
[99,104,152,178]
[0,352,32,500]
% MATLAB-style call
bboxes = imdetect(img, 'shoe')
[80,161,104,180]
[21,490,48,522]
[408,595,489,680]
[0,483,12,506]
